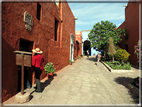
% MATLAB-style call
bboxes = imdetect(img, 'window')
[55,19,59,41]
[37,3,41,20]
[125,45,128,52]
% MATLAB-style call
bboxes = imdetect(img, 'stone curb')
[123,81,139,97]
[101,61,134,73]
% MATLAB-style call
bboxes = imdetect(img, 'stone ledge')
[101,61,134,73]
[123,81,139,97]
[15,92,31,103]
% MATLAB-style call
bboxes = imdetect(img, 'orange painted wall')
[2,2,75,102]
[74,31,82,59]
[118,2,139,65]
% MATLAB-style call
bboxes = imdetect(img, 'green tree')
[108,37,116,63]
[88,20,126,52]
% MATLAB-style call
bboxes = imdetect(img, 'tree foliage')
[114,49,130,62]
[88,20,126,51]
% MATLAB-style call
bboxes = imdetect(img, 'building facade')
[74,31,83,59]
[2,2,76,102]
[118,1,140,65]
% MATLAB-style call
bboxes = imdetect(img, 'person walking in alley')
[87,50,89,58]
[97,52,101,65]
[32,48,44,93]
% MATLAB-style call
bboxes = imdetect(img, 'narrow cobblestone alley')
[3,56,139,106]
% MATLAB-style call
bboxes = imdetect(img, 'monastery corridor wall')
[2,2,75,102]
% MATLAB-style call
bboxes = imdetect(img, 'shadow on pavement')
[131,64,139,70]
[86,57,97,62]
[41,77,54,92]
[41,73,58,92]
[114,77,140,103]
[31,73,57,94]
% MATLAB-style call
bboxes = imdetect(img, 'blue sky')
[68,1,129,55]
[68,2,129,32]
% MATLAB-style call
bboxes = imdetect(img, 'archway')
[83,40,91,55]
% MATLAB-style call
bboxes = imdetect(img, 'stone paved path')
[3,56,140,106]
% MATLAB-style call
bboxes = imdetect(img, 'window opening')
[55,19,59,41]
[37,3,41,21]
[125,45,128,52]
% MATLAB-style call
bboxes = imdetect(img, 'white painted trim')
[70,33,75,61]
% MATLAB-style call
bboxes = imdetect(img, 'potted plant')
[44,62,55,77]
[69,59,73,65]
[81,54,83,58]
[73,58,75,62]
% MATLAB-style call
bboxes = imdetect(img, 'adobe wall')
[2,2,75,102]
[74,31,82,59]
[118,2,139,65]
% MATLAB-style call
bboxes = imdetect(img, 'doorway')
[83,40,91,55]
[17,39,33,92]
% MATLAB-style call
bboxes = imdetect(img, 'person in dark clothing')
[87,50,89,58]
[32,48,44,93]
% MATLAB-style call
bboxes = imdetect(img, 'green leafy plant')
[88,20,126,51]
[105,61,131,70]
[81,54,83,57]
[104,53,113,61]
[73,58,75,61]
[69,59,73,63]
[44,62,55,74]
[114,48,130,62]
[78,55,81,59]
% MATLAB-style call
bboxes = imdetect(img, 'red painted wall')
[118,2,139,65]
[74,31,82,59]
[2,2,75,102]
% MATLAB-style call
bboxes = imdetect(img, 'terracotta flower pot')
[69,62,72,65]
[48,72,53,78]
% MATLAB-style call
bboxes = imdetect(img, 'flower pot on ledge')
[69,62,72,65]
[47,72,53,78]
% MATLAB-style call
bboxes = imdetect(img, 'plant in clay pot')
[44,62,55,77]
[69,60,73,65]
[73,58,75,62]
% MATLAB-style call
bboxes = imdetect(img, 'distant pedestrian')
[32,48,44,93]
[87,50,89,58]
[97,52,101,65]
